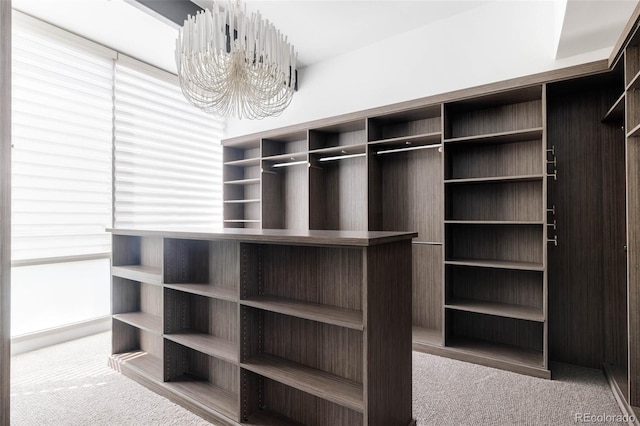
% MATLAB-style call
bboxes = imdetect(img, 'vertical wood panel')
[0,2,10,423]
[602,128,627,370]
[547,78,625,368]
[628,135,640,405]
[364,241,413,425]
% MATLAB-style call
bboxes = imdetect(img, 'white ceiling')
[10,0,640,73]
[192,0,490,67]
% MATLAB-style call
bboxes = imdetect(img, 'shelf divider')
[112,265,162,285]
[240,296,363,330]
[445,299,544,322]
[443,127,543,145]
[445,259,544,271]
[164,283,237,301]
[113,312,162,334]
[165,332,238,362]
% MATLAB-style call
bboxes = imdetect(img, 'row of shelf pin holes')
[547,205,558,247]
[547,145,558,246]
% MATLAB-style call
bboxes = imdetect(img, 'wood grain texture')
[446,224,543,264]
[445,139,542,180]
[627,44,640,88]
[412,245,443,334]
[164,289,238,345]
[112,319,163,358]
[109,228,417,247]
[259,377,362,426]
[309,155,368,231]
[363,241,413,426]
[447,310,543,354]
[262,162,309,230]
[602,122,628,370]
[309,125,366,150]
[373,144,443,242]
[164,239,240,294]
[629,134,640,405]
[243,308,364,384]
[242,353,364,412]
[445,94,542,139]
[368,107,441,141]
[446,181,543,221]
[547,77,626,368]
[0,2,10,423]
[446,265,543,310]
[254,245,363,311]
[262,134,307,157]
[164,340,240,420]
[113,354,241,426]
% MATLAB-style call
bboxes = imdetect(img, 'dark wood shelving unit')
[110,228,416,425]
[441,85,548,377]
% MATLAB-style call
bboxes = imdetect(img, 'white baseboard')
[10,316,111,356]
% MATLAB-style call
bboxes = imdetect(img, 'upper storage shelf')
[368,104,441,143]
[443,86,543,140]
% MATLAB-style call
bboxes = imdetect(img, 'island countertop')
[107,227,418,247]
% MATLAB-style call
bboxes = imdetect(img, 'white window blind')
[114,57,224,229]
[11,12,114,262]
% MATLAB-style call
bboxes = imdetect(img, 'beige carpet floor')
[10,331,623,425]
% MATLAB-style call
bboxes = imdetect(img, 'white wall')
[225,1,612,138]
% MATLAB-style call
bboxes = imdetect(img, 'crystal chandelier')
[175,0,298,120]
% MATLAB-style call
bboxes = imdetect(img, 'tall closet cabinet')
[222,4,640,419]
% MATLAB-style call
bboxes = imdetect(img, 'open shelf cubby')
[261,158,309,230]
[240,307,364,413]
[164,288,238,363]
[309,153,368,231]
[444,132,542,180]
[224,163,261,228]
[112,277,162,334]
[223,140,261,228]
[241,244,363,329]
[445,180,543,222]
[368,138,442,243]
[368,104,441,143]
[443,86,542,140]
[163,238,239,301]
[112,235,163,284]
[164,339,240,421]
[111,319,163,382]
[445,264,544,322]
[241,371,362,426]
[445,310,545,370]
[308,119,366,151]
[445,223,543,267]
[262,131,308,158]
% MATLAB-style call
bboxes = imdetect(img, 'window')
[12,12,114,264]
[114,56,224,229]
[11,12,225,337]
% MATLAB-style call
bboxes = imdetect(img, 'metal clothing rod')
[375,143,442,155]
[271,160,308,168]
[412,241,443,246]
[318,153,366,162]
